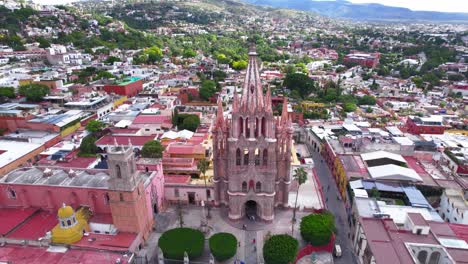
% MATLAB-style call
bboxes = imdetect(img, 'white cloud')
[348,0,468,13]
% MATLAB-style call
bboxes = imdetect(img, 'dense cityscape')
[0,0,467,263]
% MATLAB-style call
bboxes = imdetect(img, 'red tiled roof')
[58,157,97,169]
[165,144,205,155]
[408,212,428,226]
[73,232,137,252]
[449,223,468,243]
[132,115,171,124]
[165,175,191,184]
[7,211,57,240]
[0,208,37,235]
[96,135,155,147]
[0,244,130,264]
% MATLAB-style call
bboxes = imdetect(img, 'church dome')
[58,204,74,218]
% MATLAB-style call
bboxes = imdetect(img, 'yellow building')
[51,204,90,244]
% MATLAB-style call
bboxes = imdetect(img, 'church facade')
[212,46,292,221]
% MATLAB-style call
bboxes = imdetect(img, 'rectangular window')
[206,189,211,199]
[175,189,180,198]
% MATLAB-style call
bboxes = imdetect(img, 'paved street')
[310,149,358,264]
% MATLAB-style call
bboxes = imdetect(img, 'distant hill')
[241,0,468,22]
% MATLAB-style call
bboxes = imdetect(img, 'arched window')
[245,118,250,138]
[61,221,65,227]
[104,193,110,205]
[417,251,428,264]
[255,148,260,165]
[244,149,249,165]
[263,149,268,165]
[67,220,72,226]
[119,193,124,202]
[116,165,122,178]
[261,117,266,137]
[242,182,247,192]
[256,182,261,192]
[428,252,441,264]
[239,117,243,137]
[7,188,16,199]
[236,149,241,165]
[255,118,259,137]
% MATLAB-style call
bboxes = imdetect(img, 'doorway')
[245,200,258,220]
[188,192,196,205]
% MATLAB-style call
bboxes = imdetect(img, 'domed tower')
[213,45,292,221]
[51,203,88,244]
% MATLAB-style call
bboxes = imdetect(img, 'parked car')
[334,244,342,257]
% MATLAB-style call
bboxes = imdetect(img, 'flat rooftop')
[0,140,43,169]
[0,245,132,264]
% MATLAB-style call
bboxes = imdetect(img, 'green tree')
[180,115,200,132]
[369,79,379,91]
[141,140,164,159]
[0,87,15,98]
[159,228,205,260]
[209,233,237,261]
[18,83,49,102]
[36,36,51,48]
[95,70,115,80]
[300,212,336,246]
[85,120,106,133]
[183,48,197,58]
[199,80,216,101]
[284,73,315,98]
[263,234,298,264]
[358,95,377,105]
[292,167,308,235]
[411,77,422,88]
[232,60,248,70]
[104,56,121,64]
[78,136,98,156]
[366,107,373,113]
[343,102,357,112]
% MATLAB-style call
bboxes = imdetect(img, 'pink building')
[0,145,165,250]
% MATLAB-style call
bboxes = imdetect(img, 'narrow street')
[310,150,358,264]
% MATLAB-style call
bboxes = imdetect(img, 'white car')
[334,244,342,257]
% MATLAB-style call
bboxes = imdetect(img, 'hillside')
[242,0,468,22]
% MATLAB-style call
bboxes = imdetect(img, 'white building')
[439,189,468,225]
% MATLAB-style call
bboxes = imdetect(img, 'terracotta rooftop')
[165,175,191,184]
[0,244,131,264]
[96,135,155,147]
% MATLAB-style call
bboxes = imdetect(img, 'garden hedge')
[209,232,237,261]
[263,234,298,264]
[300,211,336,246]
[158,227,205,260]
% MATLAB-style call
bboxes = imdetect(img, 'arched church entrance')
[245,200,258,220]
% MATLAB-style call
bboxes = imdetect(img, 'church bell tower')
[213,45,292,221]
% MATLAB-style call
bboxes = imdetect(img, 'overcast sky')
[33,0,468,13]
[347,0,468,13]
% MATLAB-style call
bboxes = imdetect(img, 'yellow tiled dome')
[58,204,74,218]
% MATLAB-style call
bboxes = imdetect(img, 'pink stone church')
[212,45,293,221]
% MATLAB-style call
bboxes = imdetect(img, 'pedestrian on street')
[253,238,256,244]
[242,224,246,230]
